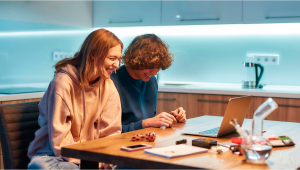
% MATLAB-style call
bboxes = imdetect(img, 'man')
[111,34,186,133]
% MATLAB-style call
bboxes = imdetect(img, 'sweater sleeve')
[47,92,74,157]
[121,120,143,133]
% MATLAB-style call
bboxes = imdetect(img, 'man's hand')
[99,162,113,169]
[142,112,177,128]
[171,107,186,123]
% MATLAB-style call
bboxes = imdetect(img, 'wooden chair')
[0,101,40,169]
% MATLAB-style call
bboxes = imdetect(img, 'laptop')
[182,96,252,138]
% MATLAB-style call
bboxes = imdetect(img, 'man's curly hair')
[122,34,174,70]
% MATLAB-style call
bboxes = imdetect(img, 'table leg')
[81,160,98,169]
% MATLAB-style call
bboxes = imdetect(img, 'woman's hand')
[142,112,177,128]
[171,107,186,123]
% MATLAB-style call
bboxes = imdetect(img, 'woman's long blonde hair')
[54,29,123,87]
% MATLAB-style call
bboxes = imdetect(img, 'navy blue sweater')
[110,65,158,133]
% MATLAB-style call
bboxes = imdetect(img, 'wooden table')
[61,115,300,169]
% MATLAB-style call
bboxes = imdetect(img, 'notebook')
[182,96,252,138]
[144,144,208,159]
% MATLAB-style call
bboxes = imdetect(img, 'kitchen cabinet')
[157,92,188,116]
[93,1,300,27]
[161,1,242,26]
[243,1,300,24]
[93,1,243,27]
[93,1,161,27]
[158,92,300,123]
[0,98,41,105]
[186,94,254,119]
[0,1,93,30]
[253,97,300,123]
[157,92,253,119]
[0,149,4,170]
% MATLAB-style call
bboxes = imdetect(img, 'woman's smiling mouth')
[106,69,114,75]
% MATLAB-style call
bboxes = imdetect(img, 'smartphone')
[120,144,153,152]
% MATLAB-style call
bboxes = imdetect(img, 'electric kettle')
[242,62,264,89]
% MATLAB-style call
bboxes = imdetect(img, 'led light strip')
[1,23,300,37]
[0,30,92,37]
[106,23,300,37]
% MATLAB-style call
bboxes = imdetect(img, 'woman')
[27,29,123,169]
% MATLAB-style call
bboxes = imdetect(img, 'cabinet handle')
[265,16,300,19]
[109,20,143,24]
[180,18,220,22]
[278,104,300,108]
[158,97,176,101]
[197,99,228,103]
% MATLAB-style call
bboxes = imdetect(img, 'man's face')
[132,68,160,82]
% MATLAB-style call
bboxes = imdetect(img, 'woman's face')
[95,44,122,79]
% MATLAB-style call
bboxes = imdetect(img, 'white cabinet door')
[93,1,161,27]
[0,0,93,27]
[243,1,300,24]
[162,1,242,25]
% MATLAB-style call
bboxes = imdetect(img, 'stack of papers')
[144,144,208,159]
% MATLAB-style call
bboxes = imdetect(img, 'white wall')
[0,1,93,28]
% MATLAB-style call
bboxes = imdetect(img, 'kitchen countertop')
[158,81,300,99]
[1,82,300,102]
[0,92,45,102]
[0,83,48,102]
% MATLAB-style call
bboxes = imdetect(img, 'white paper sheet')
[144,144,208,159]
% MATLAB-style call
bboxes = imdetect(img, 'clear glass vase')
[241,135,272,164]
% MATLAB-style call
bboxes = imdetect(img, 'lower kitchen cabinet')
[0,142,2,169]
[0,147,2,169]
[157,92,253,119]
[254,97,300,123]
[157,92,188,116]
[0,98,41,105]
[157,92,300,122]
[186,94,253,118]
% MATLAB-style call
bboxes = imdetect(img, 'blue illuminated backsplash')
[0,19,300,86]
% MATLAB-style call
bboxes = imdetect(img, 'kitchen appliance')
[242,62,264,89]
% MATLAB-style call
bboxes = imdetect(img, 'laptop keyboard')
[198,127,220,135]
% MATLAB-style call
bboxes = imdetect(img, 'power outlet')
[246,54,279,65]
[53,51,73,61]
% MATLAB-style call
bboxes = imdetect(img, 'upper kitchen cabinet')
[161,1,242,26]
[93,1,161,27]
[0,1,93,31]
[243,1,300,24]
